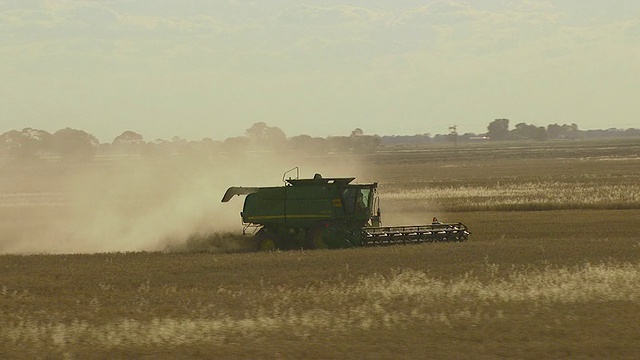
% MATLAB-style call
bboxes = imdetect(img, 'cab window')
[343,188,371,215]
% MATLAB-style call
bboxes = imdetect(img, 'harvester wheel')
[306,226,329,250]
[256,233,279,251]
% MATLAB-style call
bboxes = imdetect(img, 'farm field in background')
[1,138,639,358]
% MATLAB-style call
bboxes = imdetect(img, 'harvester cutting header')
[221,168,470,250]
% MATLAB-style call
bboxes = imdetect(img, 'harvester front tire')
[306,227,329,250]
[256,234,279,251]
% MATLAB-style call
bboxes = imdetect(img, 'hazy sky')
[1,0,639,142]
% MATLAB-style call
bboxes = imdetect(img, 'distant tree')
[512,123,547,141]
[347,128,378,153]
[52,128,99,161]
[289,134,312,147]
[487,118,510,140]
[624,128,640,137]
[547,123,580,140]
[244,122,287,151]
[264,126,287,151]
[171,136,188,145]
[200,137,223,154]
[245,122,269,140]
[0,128,53,161]
[289,135,328,154]
[112,131,144,156]
[547,123,562,139]
[324,130,380,154]
[113,131,143,145]
[223,136,250,155]
[534,126,547,141]
[140,138,170,157]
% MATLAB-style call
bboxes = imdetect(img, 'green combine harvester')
[221,168,470,250]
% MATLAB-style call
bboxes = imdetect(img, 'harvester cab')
[221,170,469,251]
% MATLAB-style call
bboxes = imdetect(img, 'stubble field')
[1,139,639,359]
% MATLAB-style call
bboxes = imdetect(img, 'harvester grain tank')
[221,169,470,250]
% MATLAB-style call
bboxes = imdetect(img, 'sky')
[1,0,639,143]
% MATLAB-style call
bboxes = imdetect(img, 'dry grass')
[2,261,639,358]
[383,181,640,211]
[0,234,640,358]
[2,211,640,359]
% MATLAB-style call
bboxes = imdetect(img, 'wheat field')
[1,139,640,359]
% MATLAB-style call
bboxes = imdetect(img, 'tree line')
[0,122,381,162]
[484,118,640,141]
[1,120,638,162]
[382,119,640,145]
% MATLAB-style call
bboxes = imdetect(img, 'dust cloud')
[0,153,365,254]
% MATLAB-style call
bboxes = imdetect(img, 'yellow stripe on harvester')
[246,214,332,221]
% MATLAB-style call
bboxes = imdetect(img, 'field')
[1,139,640,359]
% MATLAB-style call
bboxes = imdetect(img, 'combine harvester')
[221,168,470,250]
